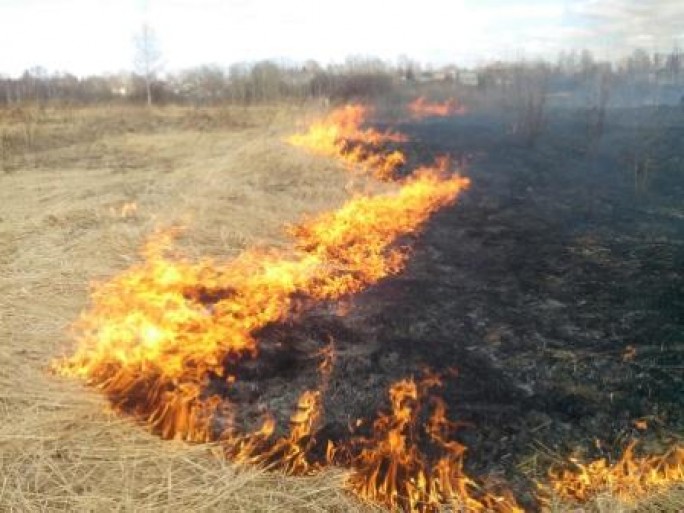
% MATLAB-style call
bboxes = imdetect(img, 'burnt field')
[381,107,682,500]
[2,103,681,513]
[231,105,684,509]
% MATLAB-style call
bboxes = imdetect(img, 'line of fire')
[53,100,683,512]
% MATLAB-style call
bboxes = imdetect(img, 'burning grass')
[287,104,407,180]
[545,442,684,506]
[346,373,523,512]
[407,97,467,120]
[0,103,364,512]
[50,103,494,510]
[1,103,682,512]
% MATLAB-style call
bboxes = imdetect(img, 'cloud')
[1,0,680,75]
[569,0,684,52]
[0,0,140,76]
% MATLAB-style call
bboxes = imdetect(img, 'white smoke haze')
[568,0,684,55]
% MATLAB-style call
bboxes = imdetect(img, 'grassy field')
[0,104,377,512]
[0,104,680,512]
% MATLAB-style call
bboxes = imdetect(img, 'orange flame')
[217,343,335,474]
[287,104,408,180]
[53,160,470,464]
[545,441,684,505]
[56,166,468,380]
[346,374,523,512]
[408,97,467,120]
[52,103,681,512]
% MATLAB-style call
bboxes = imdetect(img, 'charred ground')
[231,105,683,509]
[4,103,678,511]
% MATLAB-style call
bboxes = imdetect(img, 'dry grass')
[0,104,680,512]
[0,103,373,512]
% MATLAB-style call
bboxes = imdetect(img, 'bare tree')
[509,63,550,146]
[665,46,682,83]
[586,68,613,153]
[626,48,652,76]
[134,24,162,106]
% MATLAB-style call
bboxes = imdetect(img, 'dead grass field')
[0,104,680,512]
[0,104,377,512]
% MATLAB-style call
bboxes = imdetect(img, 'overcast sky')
[0,0,682,77]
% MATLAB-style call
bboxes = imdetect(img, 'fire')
[407,97,467,120]
[56,166,468,382]
[53,156,470,463]
[222,343,336,474]
[545,441,684,505]
[52,102,482,509]
[287,104,407,180]
[53,103,681,512]
[346,374,523,512]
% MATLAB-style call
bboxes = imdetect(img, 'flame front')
[287,104,407,180]
[407,97,467,120]
[347,375,523,512]
[52,104,682,512]
[54,167,468,458]
[52,104,488,510]
[545,441,684,505]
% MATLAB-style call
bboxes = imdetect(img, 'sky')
[0,0,682,77]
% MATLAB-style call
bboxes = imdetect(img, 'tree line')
[0,47,681,107]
